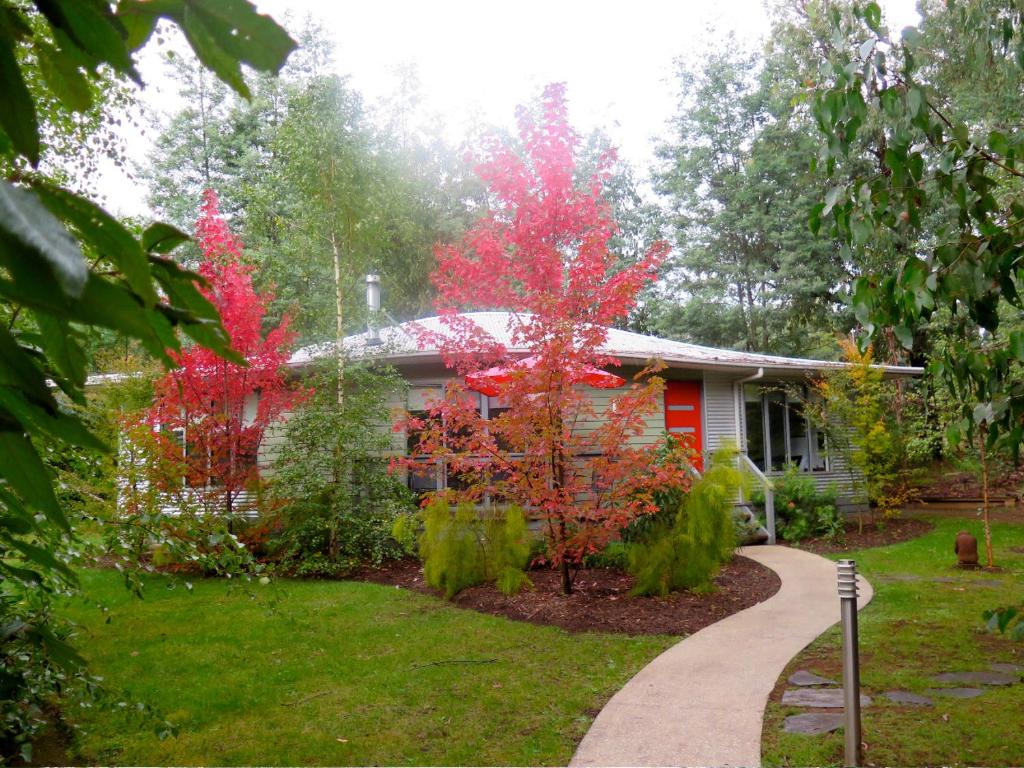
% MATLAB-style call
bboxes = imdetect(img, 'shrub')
[628,449,742,596]
[807,340,926,524]
[268,479,412,577]
[620,434,697,544]
[583,541,629,570]
[269,360,415,574]
[753,465,842,542]
[418,497,533,599]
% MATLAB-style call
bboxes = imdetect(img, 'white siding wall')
[572,385,664,450]
[254,369,868,507]
[703,371,741,452]
[256,412,291,473]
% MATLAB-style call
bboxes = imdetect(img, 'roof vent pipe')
[366,274,382,346]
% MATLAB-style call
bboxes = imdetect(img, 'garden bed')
[354,554,780,636]
[782,517,933,555]
[915,461,1024,503]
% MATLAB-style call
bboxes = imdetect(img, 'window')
[743,385,827,473]
[405,385,484,494]
[486,395,517,452]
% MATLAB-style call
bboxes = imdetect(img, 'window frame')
[743,384,828,474]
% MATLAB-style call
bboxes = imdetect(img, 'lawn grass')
[57,569,675,766]
[762,515,1024,767]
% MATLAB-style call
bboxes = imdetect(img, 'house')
[269,310,923,543]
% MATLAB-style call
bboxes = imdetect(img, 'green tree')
[141,54,474,349]
[0,1,295,759]
[140,18,332,231]
[268,359,414,573]
[269,74,382,365]
[574,129,668,334]
[653,35,849,354]
[809,0,1024,563]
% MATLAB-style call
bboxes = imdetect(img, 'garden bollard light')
[838,559,862,768]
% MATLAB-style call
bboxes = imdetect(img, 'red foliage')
[145,189,308,514]
[395,84,691,592]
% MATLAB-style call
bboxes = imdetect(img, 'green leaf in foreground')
[0,182,86,298]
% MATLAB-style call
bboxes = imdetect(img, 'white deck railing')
[738,453,776,544]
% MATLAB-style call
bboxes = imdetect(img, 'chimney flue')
[366,274,381,346]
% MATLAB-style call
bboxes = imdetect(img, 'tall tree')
[653,36,849,355]
[141,55,233,228]
[146,189,305,516]
[577,130,668,334]
[809,0,1024,562]
[271,75,382,398]
[399,84,690,595]
[140,18,331,230]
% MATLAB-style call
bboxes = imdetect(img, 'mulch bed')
[352,555,780,636]
[916,462,1024,503]
[782,517,934,556]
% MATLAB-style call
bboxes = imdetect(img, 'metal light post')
[838,559,862,767]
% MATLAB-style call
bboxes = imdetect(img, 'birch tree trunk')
[979,426,994,568]
[330,229,344,408]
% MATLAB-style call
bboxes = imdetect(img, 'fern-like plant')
[416,497,533,599]
[629,448,743,596]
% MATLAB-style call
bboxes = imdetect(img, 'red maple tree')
[146,189,306,516]
[397,84,691,594]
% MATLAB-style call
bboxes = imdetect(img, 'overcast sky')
[95,0,920,218]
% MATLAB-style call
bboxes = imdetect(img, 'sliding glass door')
[743,384,827,473]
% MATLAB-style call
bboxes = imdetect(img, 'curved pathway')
[571,545,873,767]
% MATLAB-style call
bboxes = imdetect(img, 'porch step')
[734,505,770,545]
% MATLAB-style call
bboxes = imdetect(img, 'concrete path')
[570,545,873,768]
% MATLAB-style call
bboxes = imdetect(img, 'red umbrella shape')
[464,355,625,397]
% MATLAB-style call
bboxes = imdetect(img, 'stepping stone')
[783,713,845,735]
[781,689,872,708]
[924,687,986,699]
[931,671,1017,686]
[960,580,1005,589]
[883,690,933,706]
[789,670,837,687]
[989,663,1022,675]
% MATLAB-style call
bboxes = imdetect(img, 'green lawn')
[762,516,1024,767]
[57,570,675,766]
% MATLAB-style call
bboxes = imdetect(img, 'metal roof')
[289,311,923,377]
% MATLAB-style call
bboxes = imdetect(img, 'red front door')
[665,380,703,471]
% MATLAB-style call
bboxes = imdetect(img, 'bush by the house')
[754,465,842,542]
[409,497,533,599]
[628,448,742,596]
[268,361,415,575]
[582,540,629,570]
[808,340,924,524]
[267,479,412,577]
[620,434,698,544]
